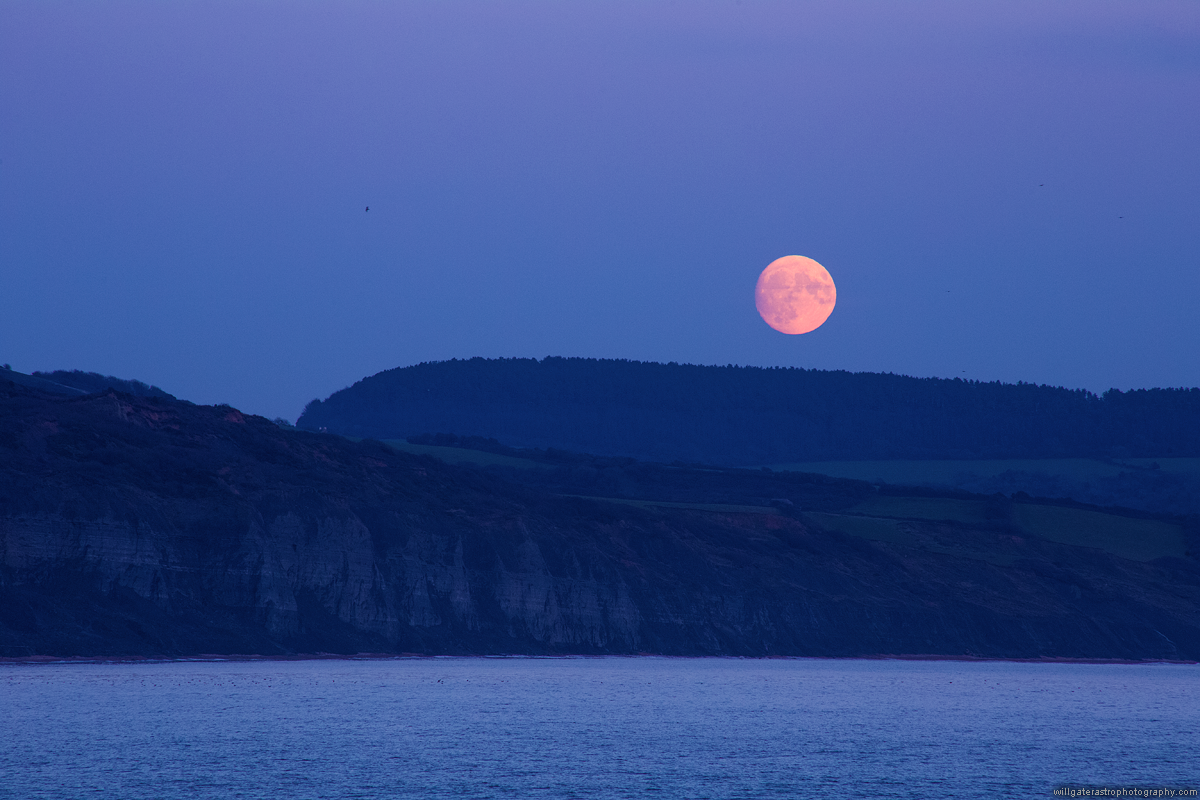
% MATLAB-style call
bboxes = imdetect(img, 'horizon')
[11,355,1200,420]
[3,1,1197,421]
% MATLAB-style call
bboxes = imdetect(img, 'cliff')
[2,382,1199,659]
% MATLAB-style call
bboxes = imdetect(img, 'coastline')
[4,652,1197,666]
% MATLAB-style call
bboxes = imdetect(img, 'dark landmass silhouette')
[32,369,175,399]
[0,366,175,399]
[3,380,1198,660]
[296,357,1200,464]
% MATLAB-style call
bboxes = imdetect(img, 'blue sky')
[2,1,1197,421]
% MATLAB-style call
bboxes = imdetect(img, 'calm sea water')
[1,657,1196,799]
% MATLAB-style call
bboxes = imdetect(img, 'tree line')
[297,357,1200,464]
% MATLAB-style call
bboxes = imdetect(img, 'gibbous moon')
[755,255,837,334]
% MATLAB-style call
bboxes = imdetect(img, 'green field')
[1011,504,1185,562]
[761,458,1132,484]
[834,496,1185,562]
[573,493,1184,562]
[381,440,548,470]
[850,496,994,525]
[760,457,1200,486]
[566,496,777,515]
[375,443,1187,562]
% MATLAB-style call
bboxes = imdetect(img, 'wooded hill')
[297,358,1200,465]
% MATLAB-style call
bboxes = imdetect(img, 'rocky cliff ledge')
[2,382,1198,659]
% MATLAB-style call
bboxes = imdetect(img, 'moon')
[755,255,837,335]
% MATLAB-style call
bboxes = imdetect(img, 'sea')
[1,657,1196,799]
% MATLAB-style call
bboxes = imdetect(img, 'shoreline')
[3,652,1197,666]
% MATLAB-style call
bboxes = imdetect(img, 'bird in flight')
[365,206,370,212]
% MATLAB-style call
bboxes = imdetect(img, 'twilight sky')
[2,1,1198,421]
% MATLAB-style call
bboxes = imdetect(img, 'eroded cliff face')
[2,383,1199,659]
[0,508,647,656]
[0,488,648,655]
[0,387,655,656]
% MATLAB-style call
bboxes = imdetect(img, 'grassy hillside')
[763,458,1200,516]
[376,439,1192,565]
[763,458,1200,485]
[381,439,548,470]
[844,496,1186,562]
[762,458,1132,483]
[581,493,1186,564]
